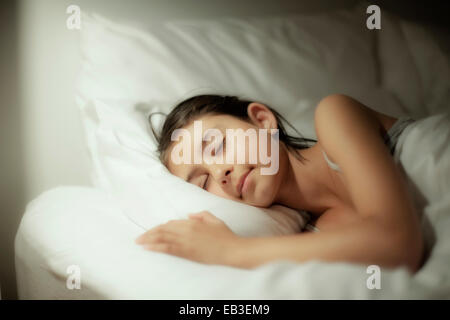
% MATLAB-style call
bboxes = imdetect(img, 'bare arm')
[228,214,417,272]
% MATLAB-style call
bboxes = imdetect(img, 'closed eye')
[202,174,210,190]
[215,137,225,155]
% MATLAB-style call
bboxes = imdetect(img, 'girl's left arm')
[135,207,423,273]
[226,213,421,273]
[311,94,425,271]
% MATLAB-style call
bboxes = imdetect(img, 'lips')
[237,170,252,197]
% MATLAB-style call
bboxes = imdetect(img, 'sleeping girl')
[135,94,425,274]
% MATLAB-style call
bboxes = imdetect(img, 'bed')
[15,1,450,299]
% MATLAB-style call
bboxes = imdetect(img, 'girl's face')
[166,103,290,207]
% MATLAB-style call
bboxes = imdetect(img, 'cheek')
[249,170,279,204]
[208,182,234,200]
[252,131,276,167]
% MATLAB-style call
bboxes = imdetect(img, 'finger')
[143,240,188,260]
[137,230,178,245]
[142,242,177,255]
[135,233,148,244]
[136,220,192,243]
[135,225,174,244]
[135,226,163,243]
[190,211,222,224]
[138,224,165,236]
[188,213,204,220]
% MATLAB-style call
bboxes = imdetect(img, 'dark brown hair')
[149,95,317,165]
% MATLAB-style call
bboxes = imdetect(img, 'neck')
[274,143,341,215]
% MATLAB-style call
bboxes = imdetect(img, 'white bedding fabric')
[15,1,450,299]
[14,112,450,299]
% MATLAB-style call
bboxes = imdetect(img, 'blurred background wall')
[0,0,448,300]
[1,0,23,301]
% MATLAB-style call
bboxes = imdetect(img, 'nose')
[211,164,233,187]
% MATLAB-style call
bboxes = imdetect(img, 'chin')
[245,171,278,207]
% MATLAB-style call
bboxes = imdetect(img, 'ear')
[247,102,278,130]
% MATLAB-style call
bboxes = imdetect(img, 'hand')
[135,211,240,266]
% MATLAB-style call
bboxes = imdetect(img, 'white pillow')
[77,5,379,139]
[82,98,308,235]
[75,7,378,234]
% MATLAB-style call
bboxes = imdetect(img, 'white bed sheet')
[15,112,450,299]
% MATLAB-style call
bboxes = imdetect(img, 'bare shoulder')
[314,94,377,165]
[314,94,396,163]
[313,94,417,220]
[314,94,397,139]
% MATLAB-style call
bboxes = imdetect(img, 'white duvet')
[15,112,450,299]
[15,2,450,299]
